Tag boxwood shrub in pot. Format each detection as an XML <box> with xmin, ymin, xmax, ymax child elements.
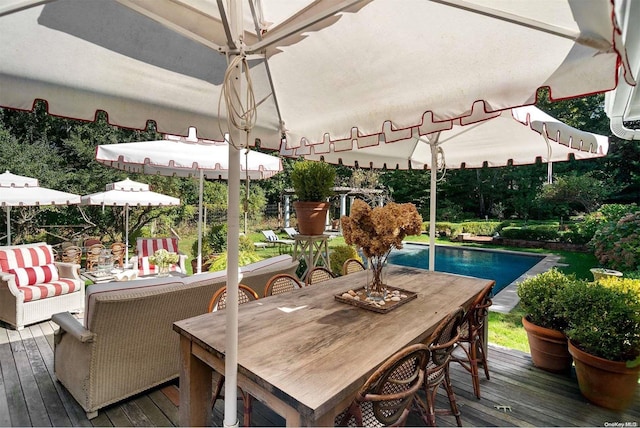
<box><xmin>559</xmin><ymin>278</ymin><xmax>640</xmax><ymax>410</ymax></box>
<box><xmin>290</xmin><ymin>160</ymin><xmax>336</xmax><ymax>235</ymax></box>
<box><xmin>516</xmin><ymin>268</ymin><xmax>574</xmax><ymax>373</ymax></box>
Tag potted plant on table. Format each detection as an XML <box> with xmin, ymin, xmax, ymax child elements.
<box><xmin>148</xmin><ymin>249</ymin><xmax>180</xmax><ymax>277</ymax></box>
<box><xmin>516</xmin><ymin>268</ymin><xmax>574</xmax><ymax>373</ymax></box>
<box><xmin>290</xmin><ymin>160</ymin><xmax>336</xmax><ymax>235</ymax></box>
<box><xmin>559</xmin><ymin>277</ymin><xmax>640</xmax><ymax>411</ymax></box>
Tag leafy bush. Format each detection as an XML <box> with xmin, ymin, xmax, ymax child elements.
<box><xmin>239</xmin><ymin>234</ymin><xmax>256</xmax><ymax>253</ymax></box>
<box><xmin>329</xmin><ymin>245</ymin><xmax>362</xmax><ymax>276</ymax></box>
<box><xmin>564</xmin><ymin>203</ymin><xmax>638</xmax><ymax>245</ymax></box>
<box><xmin>208</xmin><ymin>250</ymin><xmax>262</xmax><ymax>271</ymax></box>
<box><xmin>590</xmin><ymin>211</ymin><xmax>640</xmax><ymax>271</ymax></box>
<box><xmin>458</xmin><ymin>221</ymin><xmax>501</xmax><ymax>236</ymax></box>
<box><xmin>434</xmin><ymin>222</ymin><xmax>462</xmax><ymax>238</ymax></box>
<box><xmin>560</xmin><ymin>279</ymin><xmax>640</xmax><ymax>363</ymax></box>
<box><xmin>191</xmin><ymin>223</ymin><xmax>227</xmax><ymax>259</ymax></box>
<box><xmin>500</xmin><ymin>225</ymin><xmax>560</xmax><ymax>241</ymax></box>
<box><xmin>516</xmin><ymin>268</ymin><xmax>575</xmax><ymax>331</ymax></box>
<box><xmin>290</xmin><ymin>160</ymin><xmax>336</xmax><ymax>201</ymax></box>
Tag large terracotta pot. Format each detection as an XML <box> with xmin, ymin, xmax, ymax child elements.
<box><xmin>568</xmin><ymin>340</ymin><xmax>640</xmax><ymax>411</ymax></box>
<box><xmin>294</xmin><ymin>201</ymin><xmax>329</xmax><ymax>235</ymax></box>
<box><xmin>522</xmin><ymin>316</ymin><xmax>572</xmax><ymax>373</ymax></box>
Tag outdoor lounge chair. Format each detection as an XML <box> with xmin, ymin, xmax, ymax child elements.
<box><xmin>261</xmin><ymin>230</ymin><xmax>294</xmax><ymax>253</ymax></box>
<box><xmin>284</xmin><ymin>227</ymin><xmax>299</xmax><ymax>239</ymax></box>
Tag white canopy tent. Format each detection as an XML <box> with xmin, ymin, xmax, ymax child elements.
<box><xmin>80</xmin><ymin>179</ymin><xmax>180</xmax><ymax>264</ymax></box>
<box><xmin>0</xmin><ymin>170</ymin><xmax>81</xmax><ymax>245</ymax></box>
<box><xmin>0</xmin><ymin>1</ymin><xmax>636</xmax><ymax>425</ymax></box>
<box><xmin>95</xmin><ymin>128</ymin><xmax>283</xmax><ymax>272</ymax></box>
<box><xmin>289</xmin><ymin>105</ymin><xmax>609</xmax><ymax>270</ymax></box>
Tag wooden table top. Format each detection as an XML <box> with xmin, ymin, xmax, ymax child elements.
<box><xmin>174</xmin><ymin>265</ymin><xmax>493</xmax><ymax>422</ymax></box>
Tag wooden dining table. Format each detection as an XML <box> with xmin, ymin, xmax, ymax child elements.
<box><xmin>173</xmin><ymin>265</ymin><xmax>494</xmax><ymax>427</ymax></box>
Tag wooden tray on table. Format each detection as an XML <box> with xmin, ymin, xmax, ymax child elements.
<box><xmin>335</xmin><ymin>285</ymin><xmax>417</xmax><ymax>313</ymax></box>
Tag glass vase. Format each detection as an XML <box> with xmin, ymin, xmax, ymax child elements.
<box><xmin>157</xmin><ymin>264</ymin><xmax>170</xmax><ymax>277</ymax></box>
<box><xmin>366</xmin><ymin>255</ymin><xmax>388</xmax><ymax>301</ymax></box>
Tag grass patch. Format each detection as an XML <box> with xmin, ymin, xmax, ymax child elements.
<box><xmin>488</xmin><ymin>306</ymin><xmax>529</xmax><ymax>353</ymax></box>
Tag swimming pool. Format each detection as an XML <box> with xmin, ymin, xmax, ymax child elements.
<box><xmin>388</xmin><ymin>244</ymin><xmax>544</xmax><ymax>294</ymax></box>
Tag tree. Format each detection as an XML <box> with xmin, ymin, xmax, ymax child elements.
<box><xmin>540</xmin><ymin>172</ymin><xmax>613</xmax><ymax>214</ymax></box>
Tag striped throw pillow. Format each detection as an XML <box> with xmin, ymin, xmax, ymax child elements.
<box><xmin>8</xmin><ymin>264</ymin><xmax>59</xmax><ymax>287</ymax></box>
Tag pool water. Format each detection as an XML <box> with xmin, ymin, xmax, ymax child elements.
<box><xmin>388</xmin><ymin>244</ymin><xmax>544</xmax><ymax>294</ymax></box>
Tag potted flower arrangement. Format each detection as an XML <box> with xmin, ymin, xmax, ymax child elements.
<box><xmin>516</xmin><ymin>269</ymin><xmax>575</xmax><ymax>373</ymax></box>
<box><xmin>341</xmin><ymin>199</ymin><xmax>422</xmax><ymax>300</ymax></box>
<box><xmin>148</xmin><ymin>249</ymin><xmax>179</xmax><ymax>277</ymax></box>
<box><xmin>290</xmin><ymin>160</ymin><xmax>336</xmax><ymax>235</ymax></box>
<box><xmin>559</xmin><ymin>277</ymin><xmax>640</xmax><ymax>410</ymax></box>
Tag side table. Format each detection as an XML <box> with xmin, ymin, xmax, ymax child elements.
<box><xmin>293</xmin><ymin>234</ymin><xmax>331</xmax><ymax>280</ymax></box>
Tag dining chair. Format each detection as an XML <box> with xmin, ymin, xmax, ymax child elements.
<box><xmin>85</xmin><ymin>243</ymin><xmax>105</xmax><ymax>272</ymax></box>
<box><xmin>208</xmin><ymin>283</ymin><xmax>259</xmax><ymax>426</ymax></box>
<box><xmin>208</xmin><ymin>284</ymin><xmax>259</xmax><ymax>312</ymax></box>
<box><xmin>414</xmin><ymin>306</ymin><xmax>465</xmax><ymax>427</ymax></box>
<box><xmin>61</xmin><ymin>245</ymin><xmax>83</xmax><ymax>266</ymax></box>
<box><xmin>451</xmin><ymin>281</ymin><xmax>494</xmax><ymax>399</ymax></box>
<box><xmin>263</xmin><ymin>273</ymin><xmax>301</xmax><ymax>297</ymax></box>
<box><xmin>342</xmin><ymin>258</ymin><xmax>365</xmax><ymax>276</ymax></box>
<box><xmin>335</xmin><ymin>343</ymin><xmax>429</xmax><ymax>427</ymax></box>
<box><xmin>83</xmin><ymin>237</ymin><xmax>101</xmax><ymax>248</ymax></box>
<box><xmin>305</xmin><ymin>266</ymin><xmax>335</xmax><ymax>286</ymax></box>
<box><xmin>110</xmin><ymin>242</ymin><xmax>126</xmax><ymax>268</ymax></box>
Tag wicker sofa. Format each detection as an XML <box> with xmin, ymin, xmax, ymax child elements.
<box><xmin>0</xmin><ymin>242</ymin><xmax>85</xmax><ymax>330</ymax></box>
<box><xmin>51</xmin><ymin>254</ymin><xmax>298</xmax><ymax>418</ymax></box>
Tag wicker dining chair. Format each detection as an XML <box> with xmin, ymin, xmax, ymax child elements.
<box><xmin>336</xmin><ymin>343</ymin><xmax>429</xmax><ymax>427</ymax></box>
<box><xmin>451</xmin><ymin>281</ymin><xmax>494</xmax><ymax>399</ymax></box>
<box><xmin>85</xmin><ymin>243</ymin><xmax>105</xmax><ymax>272</ymax></box>
<box><xmin>342</xmin><ymin>258</ymin><xmax>366</xmax><ymax>276</ymax></box>
<box><xmin>208</xmin><ymin>284</ymin><xmax>259</xmax><ymax>312</ymax></box>
<box><xmin>110</xmin><ymin>242</ymin><xmax>126</xmax><ymax>268</ymax></box>
<box><xmin>208</xmin><ymin>284</ymin><xmax>259</xmax><ymax>426</ymax></box>
<box><xmin>264</xmin><ymin>273</ymin><xmax>301</xmax><ymax>297</ymax></box>
<box><xmin>414</xmin><ymin>307</ymin><xmax>465</xmax><ymax>427</ymax></box>
<box><xmin>305</xmin><ymin>266</ymin><xmax>335</xmax><ymax>286</ymax></box>
<box><xmin>61</xmin><ymin>245</ymin><xmax>82</xmax><ymax>266</ymax></box>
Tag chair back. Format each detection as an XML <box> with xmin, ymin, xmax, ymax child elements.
<box><xmin>85</xmin><ymin>243</ymin><xmax>106</xmax><ymax>271</ymax></box>
<box><xmin>264</xmin><ymin>273</ymin><xmax>301</xmax><ymax>297</ymax></box>
<box><xmin>83</xmin><ymin>237</ymin><xmax>101</xmax><ymax>248</ymax></box>
<box><xmin>208</xmin><ymin>284</ymin><xmax>259</xmax><ymax>312</ymax></box>
<box><xmin>338</xmin><ymin>343</ymin><xmax>429</xmax><ymax>427</ymax></box>
<box><xmin>465</xmin><ymin>281</ymin><xmax>494</xmax><ymax>332</ymax></box>
<box><xmin>342</xmin><ymin>258</ymin><xmax>365</xmax><ymax>276</ymax></box>
<box><xmin>110</xmin><ymin>242</ymin><xmax>126</xmax><ymax>268</ymax></box>
<box><xmin>262</xmin><ymin>230</ymin><xmax>279</xmax><ymax>242</ymax></box>
<box><xmin>305</xmin><ymin>266</ymin><xmax>335</xmax><ymax>286</ymax></box>
<box><xmin>427</xmin><ymin>307</ymin><xmax>465</xmax><ymax>372</ymax></box>
<box><xmin>61</xmin><ymin>245</ymin><xmax>82</xmax><ymax>265</ymax></box>
<box><xmin>284</xmin><ymin>227</ymin><xmax>299</xmax><ymax>238</ymax></box>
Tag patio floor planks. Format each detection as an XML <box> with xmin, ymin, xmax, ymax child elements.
<box><xmin>0</xmin><ymin>320</ymin><xmax>638</xmax><ymax>427</ymax></box>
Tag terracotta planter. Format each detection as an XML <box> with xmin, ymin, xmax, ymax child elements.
<box><xmin>522</xmin><ymin>316</ymin><xmax>572</xmax><ymax>373</ymax></box>
<box><xmin>294</xmin><ymin>201</ymin><xmax>330</xmax><ymax>235</ymax></box>
<box><xmin>568</xmin><ymin>340</ymin><xmax>640</xmax><ymax>411</ymax></box>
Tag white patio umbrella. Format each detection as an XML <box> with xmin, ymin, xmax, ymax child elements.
<box><xmin>289</xmin><ymin>105</ymin><xmax>609</xmax><ymax>270</ymax></box>
<box><xmin>95</xmin><ymin>128</ymin><xmax>283</xmax><ymax>273</ymax></box>
<box><xmin>80</xmin><ymin>179</ymin><xmax>180</xmax><ymax>264</ymax></box>
<box><xmin>0</xmin><ymin>170</ymin><xmax>81</xmax><ymax>245</ymax></box>
<box><xmin>0</xmin><ymin>1</ymin><xmax>636</xmax><ymax>425</ymax></box>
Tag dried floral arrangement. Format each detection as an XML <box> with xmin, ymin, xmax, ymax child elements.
<box><xmin>341</xmin><ymin>200</ymin><xmax>423</xmax><ymax>295</ymax></box>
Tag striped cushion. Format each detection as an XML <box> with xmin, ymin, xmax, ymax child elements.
<box><xmin>18</xmin><ymin>278</ymin><xmax>80</xmax><ymax>302</ymax></box>
<box><xmin>0</xmin><ymin>244</ymin><xmax>54</xmax><ymax>271</ymax></box>
<box><xmin>8</xmin><ymin>264</ymin><xmax>59</xmax><ymax>286</ymax></box>
<box><xmin>136</xmin><ymin>238</ymin><xmax>182</xmax><ymax>275</ymax></box>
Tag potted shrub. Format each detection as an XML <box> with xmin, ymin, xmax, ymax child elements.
<box><xmin>290</xmin><ymin>160</ymin><xmax>336</xmax><ymax>235</ymax></box>
<box><xmin>560</xmin><ymin>277</ymin><xmax>640</xmax><ymax>411</ymax></box>
<box><xmin>516</xmin><ymin>269</ymin><xmax>574</xmax><ymax>373</ymax></box>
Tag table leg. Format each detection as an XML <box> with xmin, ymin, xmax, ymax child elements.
<box><xmin>179</xmin><ymin>336</ymin><xmax>212</xmax><ymax>427</ymax></box>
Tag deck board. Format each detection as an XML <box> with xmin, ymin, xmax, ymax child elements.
<box><xmin>1</xmin><ymin>319</ymin><xmax>638</xmax><ymax>427</ymax></box>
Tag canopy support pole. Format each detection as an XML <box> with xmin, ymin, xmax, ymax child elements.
<box><xmin>124</xmin><ymin>206</ymin><xmax>130</xmax><ymax>265</ymax></box>
<box><xmin>224</xmin><ymin>0</ymin><xmax>242</xmax><ymax>426</ymax></box>
<box><xmin>197</xmin><ymin>169</ymin><xmax>204</xmax><ymax>273</ymax></box>
<box><xmin>428</xmin><ymin>132</ymin><xmax>442</xmax><ymax>271</ymax></box>
<box><xmin>6</xmin><ymin>206</ymin><xmax>10</xmax><ymax>245</ymax></box>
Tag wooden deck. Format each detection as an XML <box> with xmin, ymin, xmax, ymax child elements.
<box><xmin>1</xmin><ymin>320</ymin><xmax>638</xmax><ymax>427</ymax></box>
